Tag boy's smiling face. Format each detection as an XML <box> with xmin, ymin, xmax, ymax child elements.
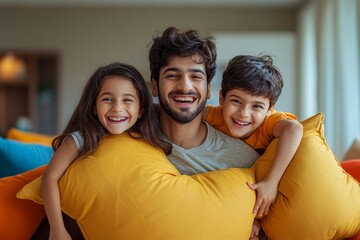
<box><xmin>220</xmin><ymin>88</ymin><xmax>272</xmax><ymax>139</ymax></box>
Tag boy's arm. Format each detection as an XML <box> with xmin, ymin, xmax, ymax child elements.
<box><xmin>267</xmin><ymin>118</ymin><xmax>303</xmax><ymax>185</ymax></box>
<box><xmin>41</xmin><ymin>137</ymin><xmax>78</xmax><ymax>240</ymax></box>
<box><xmin>248</xmin><ymin>119</ymin><xmax>303</xmax><ymax>217</ymax></box>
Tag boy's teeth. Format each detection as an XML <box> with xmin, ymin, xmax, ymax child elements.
<box><xmin>234</xmin><ymin>119</ymin><xmax>250</xmax><ymax>126</ymax></box>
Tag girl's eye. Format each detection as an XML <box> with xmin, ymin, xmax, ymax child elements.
<box><xmin>124</xmin><ymin>98</ymin><xmax>134</xmax><ymax>103</ymax></box>
<box><xmin>102</xmin><ymin>98</ymin><xmax>112</xmax><ymax>102</ymax></box>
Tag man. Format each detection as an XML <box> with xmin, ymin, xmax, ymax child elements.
<box><xmin>148</xmin><ymin>26</ymin><xmax>262</xmax><ymax>240</ymax></box>
<box><xmin>148</xmin><ymin>26</ymin><xmax>259</xmax><ymax>175</ymax></box>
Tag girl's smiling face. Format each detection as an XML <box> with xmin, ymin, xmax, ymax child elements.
<box><xmin>95</xmin><ymin>76</ymin><xmax>141</xmax><ymax>135</ymax></box>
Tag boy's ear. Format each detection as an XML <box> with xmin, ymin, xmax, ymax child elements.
<box><xmin>219</xmin><ymin>89</ymin><xmax>225</xmax><ymax>106</ymax></box>
<box><xmin>267</xmin><ymin>105</ymin><xmax>274</xmax><ymax>115</ymax></box>
<box><xmin>151</xmin><ymin>79</ymin><xmax>158</xmax><ymax>97</ymax></box>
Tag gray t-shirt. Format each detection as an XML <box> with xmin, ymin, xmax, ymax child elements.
<box><xmin>167</xmin><ymin>122</ymin><xmax>260</xmax><ymax>175</ymax></box>
<box><xmin>71</xmin><ymin>131</ymin><xmax>83</xmax><ymax>150</ymax></box>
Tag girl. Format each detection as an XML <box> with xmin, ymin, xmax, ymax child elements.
<box><xmin>41</xmin><ymin>62</ymin><xmax>171</xmax><ymax>240</ymax></box>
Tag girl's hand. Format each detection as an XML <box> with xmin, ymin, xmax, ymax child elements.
<box><xmin>49</xmin><ymin>228</ymin><xmax>72</xmax><ymax>240</ymax></box>
<box><xmin>247</xmin><ymin>180</ymin><xmax>277</xmax><ymax>218</ymax></box>
<box><xmin>249</xmin><ymin>218</ymin><xmax>261</xmax><ymax>239</ymax></box>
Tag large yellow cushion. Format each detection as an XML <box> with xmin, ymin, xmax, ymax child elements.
<box><xmin>18</xmin><ymin>133</ymin><xmax>256</xmax><ymax>240</ymax></box>
<box><xmin>254</xmin><ymin>113</ymin><xmax>360</xmax><ymax>239</ymax></box>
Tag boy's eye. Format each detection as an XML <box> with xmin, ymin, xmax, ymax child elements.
<box><xmin>230</xmin><ymin>99</ymin><xmax>241</xmax><ymax>104</ymax></box>
<box><xmin>253</xmin><ymin>105</ymin><xmax>264</xmax><ymax>110</ymax></box>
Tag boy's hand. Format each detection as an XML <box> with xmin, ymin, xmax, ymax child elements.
<box><xmin>247</xmin><ymin>180</ymin><xmax>277</xmax><ymax>217</ymax></box>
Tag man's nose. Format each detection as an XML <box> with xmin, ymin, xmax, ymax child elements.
<box><xmin>177</xmin><ymin>75</ymin><xmax>192</xmax><ymax>92</ymax></box>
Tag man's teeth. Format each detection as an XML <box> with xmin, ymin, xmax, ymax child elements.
<box><xmin>174</xmin><ymin>96</ymin><xmax>194</xmax><ymax>102</ymax></box>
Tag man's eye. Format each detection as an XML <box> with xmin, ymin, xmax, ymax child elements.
<box><xmin>192</xmin><ymin>74</ymin><xmax>204</xmax><ymax>80</ymax></box>
<box><xmin>166</xmin><ymin>74</ymin><xmax>177</xmax><ymax>79</ymax></box>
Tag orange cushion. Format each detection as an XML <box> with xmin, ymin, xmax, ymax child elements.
<box><xmin>347</xmin><ymin>233</ymin><xmax>360</xmax><ymax>240</ymax></box>
<box><xmin>0</xmin><ymin>165</ymin><xmax>47</xmax><ymax>239</ymax></box>
<box><xmin>342</xmin><ymin>159</ymin><xmax>360</xmax><ymax>240</ymax></box>
<box><xmin>6</xmin><ymin>128</ymin><xmax>55</xmax><ymax>146</ymax></box>
<box><xmin>341</xmin><ymin>159</ymin><xmax>360</xmax><ymax>182</ymax></box>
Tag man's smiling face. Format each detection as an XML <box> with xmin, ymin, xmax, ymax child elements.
<box><xmin>152</xmin><ymin>54</ymin><xmax>210</xmax><ymax>124</ymax></box>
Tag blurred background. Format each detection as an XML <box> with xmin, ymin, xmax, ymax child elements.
<box><xmin>0</xmin><ymin>0</ymin><xmax>359</xmax><ymax>159</ymax></box>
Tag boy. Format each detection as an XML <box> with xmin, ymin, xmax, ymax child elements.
<box><xmin>202</xmin><ymin>55</ymin><xmax>303</xmax><ymax>239</ymax></box>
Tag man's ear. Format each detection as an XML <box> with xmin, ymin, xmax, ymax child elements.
<box><xmin>151</xmin><ymin>79</ymin><xmax>158</xmax><ymax>97</ymax></box>
<box><xmin>219</xmin><ymin>89</ymin><xmax>225</xmax><ymax>106</ymax></box>
<box><xmin>206</xmin><ymin>84</ymin><xmax>211</xmax><ymax>99</ymax></box>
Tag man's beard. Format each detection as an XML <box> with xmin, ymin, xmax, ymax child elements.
<box><xmin>158</xmin><ymin>93</ymin><xmax>207</xmax><ymax>124</ymax></box>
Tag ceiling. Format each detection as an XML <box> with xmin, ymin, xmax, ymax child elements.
<box><xmin>0</xmin><ymin>0</ymin><xmax>306</xmax><ymax>8</ymax></box>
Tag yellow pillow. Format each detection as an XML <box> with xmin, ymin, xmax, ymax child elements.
<box><xmin>18</xmin><ymin>133</ymin><xmax>256</xmax><ymax>240</ymax></box>
<box><xmin>254</xmin><ymin>113</ymin><xmax>360</xmax><ymax>239</ymax></box>
<box><xmin>6</xmin><ymin>128</ymin><xmax>55</xmax><ymax>146</ymax></box>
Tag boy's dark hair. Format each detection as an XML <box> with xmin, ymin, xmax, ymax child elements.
<box><xmin>221</xmin><ymin>55</ymin><xmax>284</xmax><ymax>108</ymax></box>
<box><xmin>52</xmin><ymin>62</ymin><xmax>172</xmax><ymax>157</ymax></box>
<box><xmin>148</xmin><ymin>26</ymin><xmax>217</xmax><ymax>84</ymax></box>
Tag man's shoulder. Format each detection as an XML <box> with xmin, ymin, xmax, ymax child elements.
<box><xmin>204</xmin><ymin>122</ymin><xmax>260</xmax><ymax>161</ymax></box>
<box><xmin>205</xmin><ymin>122</ymin><xmax>251</xmax><ymax>147</ymax></box>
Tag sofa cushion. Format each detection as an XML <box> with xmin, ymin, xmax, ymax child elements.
<box><xmin>0</xmin><ymin>165</ymin><xmax>46</xmax><ymax>240</ymax></box>
<box><xmin>254</xmin><ymin>113</ymin><xmax>360</xmax><ymax>239</ymax></box>
<box><xmin>6</xmin><ymin>128</ymin><xmax>54</xmax><ymax>146</ymax></box>
<box><xmin>0</xmin><ymin>137</ymin><xmax>53</xmax><ymax>177</ymax></box>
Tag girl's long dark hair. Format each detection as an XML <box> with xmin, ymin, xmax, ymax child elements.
<box><xmin>52</xmin><ymin>62</ymin><xmax>171</xmax><ymax>158</ymax></box>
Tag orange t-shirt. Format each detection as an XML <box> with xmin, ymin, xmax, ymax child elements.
<box><xmin>205</xmin><ymin>105</ymin><xmax>297</xmax><ymax>153</ymax></box>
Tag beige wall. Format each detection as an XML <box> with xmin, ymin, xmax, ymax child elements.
<box><xmin>0</xmin><ymin>6</ymin><xmax>298</xmax><ymax>132</ymax></box>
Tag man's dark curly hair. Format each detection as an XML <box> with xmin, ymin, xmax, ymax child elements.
<box><xmin>148</xmin><ymin>26</ymin><xmax>217</xmax><ymax>84</ymax></box>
